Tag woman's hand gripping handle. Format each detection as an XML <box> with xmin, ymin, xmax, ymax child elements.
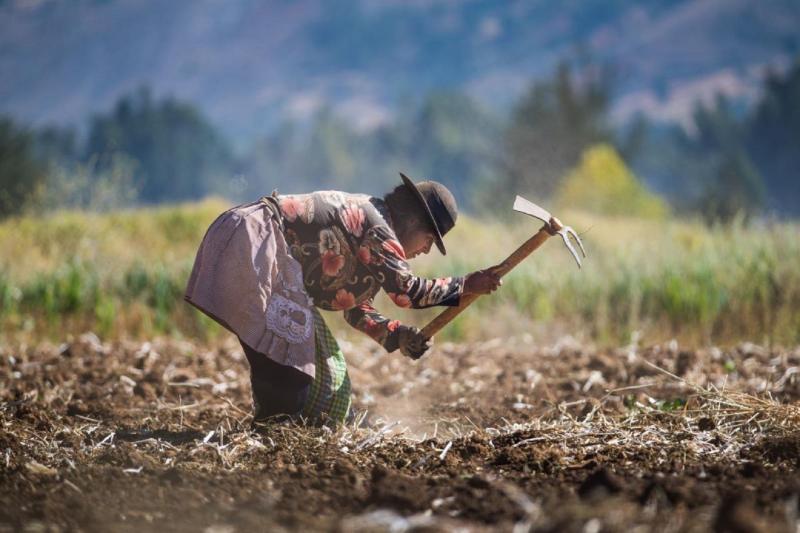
<box><xmin>420</xmin><ymin>223</ymin><xmax>555</xmax><ymax>339</ymax></box>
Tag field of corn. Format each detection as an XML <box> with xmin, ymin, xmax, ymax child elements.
<box><xmin>1</xmin><ymin>198</ymin><xmax>798</xmax><ymax>346</ymax></box>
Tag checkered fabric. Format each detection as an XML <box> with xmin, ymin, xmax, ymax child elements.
<box><xmin>301</xmin><ymin>308</ymin><xmax>352</xmax><ymax>425</ymax></box>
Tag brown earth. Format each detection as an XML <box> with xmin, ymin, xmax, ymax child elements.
<box><xmin>1</xmin><ymin>332</ymin><xmax>799</xmax><ymax>532</ymax></box>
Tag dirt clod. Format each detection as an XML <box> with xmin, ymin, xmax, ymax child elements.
<box><xmin>578</xmin><ymin>468</ymin><xmax>623</xmax><ymax>499</ymax></box>
<box><xmin>1</xmin><ymin>336</ymin><xmax>798</xmax><ymax>531</ymax></box>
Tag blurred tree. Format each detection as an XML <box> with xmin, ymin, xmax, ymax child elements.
<box><xmin>0</xmin><ymin>116</ymin><xmax>47</xmax><ymax>219</ymax></box>
<box><xmin>406</xmin><ymin>91</ymin><xmax>501</xmax><ymax>208</ymax></box>
<box><xmin>238</xmin><ymin>122</ymin><xmax>301</xmax><ymax>199</ymax></box>
<box><xmin>617</xmin><ymin>112</ymin><xmax>649</xmax><ymax>163</ymax></box>
<box><xmin>687</xmin><ymin>95</ymin><xmax>765</xmax><ymax>222</ymax></box>
<box><xmin>500</xmin><ymin>61</ymin><xmax>614</xmax><ymax>208</ymax></box>
<box><xmin>690</xmin><ymin>94</ymin><xmax>743</xmax><ymax>154</ymax></box>
<box><xmin>629</xmin><ymin>94</ymin><xmax>766</xmax><ymax>222</ymax></box>
<box><xmin>85</xmin><ymin>87</ymin><xmax>233</xmax><ymax>203</ymax></box>
<box><xmin>698</xmin><ymin>151</ymin><xmax>765</xmax><ymax>224</ymax></box>
<box><xmin>34</xmin><ymin>125</ymin><xmax>79</xmax><ymax>167</ymax></box>
<box><xmin>239</xmin><ymin>111</ymin><xmax>362</xmax><ymax>199</ymax></box>
<box><xmin>626</xmin><ymin>121</ymin><xmax>699</xmax><ymax>210</ymax></box>
<box><xmin>240</xmin><ymin>91</ymin><xmax>501</xmax><ymax>208</ymax></box>
<box><xmin>556</xmin><ymin>143</ymin><xmax>668</xmax><ymax>218</ymax></box>
<box><xmin>746</xmin><ymin>59</ymin><xmax>800</xmax><ymax>215</ymax></box>
<box><xmin>302</xmin><ymin>108</ymin><xmax>358</xmax><ymax>189</ymax></box>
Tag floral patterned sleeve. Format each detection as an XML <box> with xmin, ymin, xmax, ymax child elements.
<box><xmin>343</xmin><ymin>299</ymin><xmax>403</xmax><ymax>352</ymax></box>
<box><xmin>359</xmin><ymin>223</ymin><xmax>464</xmax><ymax>309</ymax></box>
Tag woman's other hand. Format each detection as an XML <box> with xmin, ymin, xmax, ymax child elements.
<box><xmin>464</xmin><ymin>268</ymin><xmax>502</xmax><ymax>296</ymax></box>
<box><xmin>397</xmin><ymin>325</ymin><xmax>432</xmax><ymax>360</ymax></box>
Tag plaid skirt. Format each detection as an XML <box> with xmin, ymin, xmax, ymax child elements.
<box><xmin>302</xmin><ymin>308</ymin><xmax>352</xmax><ymax>425</ymax></box>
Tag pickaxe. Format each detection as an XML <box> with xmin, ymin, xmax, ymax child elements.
<box><xmin>421</xmin><ymin>196</ymin><xmax>586</xmax><ymax>339</ymax></box>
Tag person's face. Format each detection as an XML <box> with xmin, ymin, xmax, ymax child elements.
<box><xmin>403</xmin><ymin>228</ymin><xmax>436</xmax><ymax>259</ymax></box>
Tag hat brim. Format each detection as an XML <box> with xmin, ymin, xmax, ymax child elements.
<box><xmin>399</xmin><ymin>172</ymin><xmax>447</xmax><ymax>255</ymax></box>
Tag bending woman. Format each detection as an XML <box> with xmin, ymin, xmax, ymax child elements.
<box><xmin>184</xmin><ymin>173</ymin><xmax>501</xmax><ymax>425</ymax></box>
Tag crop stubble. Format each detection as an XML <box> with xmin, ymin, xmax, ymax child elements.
<box><xmin>1</xmin><ymin>334</ymin><xmax>799</xmax><ymax>532</ymax></box>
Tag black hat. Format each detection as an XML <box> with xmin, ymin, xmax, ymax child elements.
<box><xmin>399</xmin><ymin>172</ymin><xmax>458</xmax><ymax>255</ymax></box>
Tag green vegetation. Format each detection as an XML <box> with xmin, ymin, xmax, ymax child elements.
<box><xmin>0</xmin><ymin>200</ymin><xmax>225</xmax><ymax>341</ymax></box>
<box><xmin>1</xmin><ymin>200</ymin><xmax>798</xmax><ymax>346</ymax></box>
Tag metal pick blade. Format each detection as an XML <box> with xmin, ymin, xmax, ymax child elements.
<box><xmin>513</xmin><ymin>196</ymin><xmax>552</xmax><ymax>224</ymax></box>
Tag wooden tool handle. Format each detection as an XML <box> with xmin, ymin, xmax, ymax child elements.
<box><xmin>421</xmin><ymin>224</ymin><xmax>553</xmax><ymax>338</ymax></box>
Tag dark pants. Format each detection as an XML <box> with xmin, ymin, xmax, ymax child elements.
<box><xmin>240</xmin><ymin>340</ymin><xmax>312</xmax><ymax>421</ymax></box>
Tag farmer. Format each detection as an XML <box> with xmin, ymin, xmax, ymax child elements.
<box><xmin>184</xmin><ymin>173</ymin><xmax>501</xmax><ymax>425</ymax></box>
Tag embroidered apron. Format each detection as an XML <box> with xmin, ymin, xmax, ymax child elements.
<box><xmin>184</xmin><ymin>199</ymin><xmax>316</xmax><ymax>378</ymax></box>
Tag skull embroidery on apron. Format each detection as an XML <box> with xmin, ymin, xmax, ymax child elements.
<box><xmin>266</xmin><ymin>293</ymin><xmax>313</xmax><ymax>344</ymax></box>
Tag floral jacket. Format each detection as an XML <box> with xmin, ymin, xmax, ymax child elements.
<box><xmin>277</xmin><ymin>191</ymin><xmax>464</xmax><ymax>352</ymax></box>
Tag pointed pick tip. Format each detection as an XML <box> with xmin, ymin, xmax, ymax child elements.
<box><xmin>577</xmin><ymin>237</ymin><xmax>587</xmax><ymax>258</ymax></box>
<box><xmin>566</xmin><ymin>227</ymin><xmax>587</xmax><ymax>258</ymax></box>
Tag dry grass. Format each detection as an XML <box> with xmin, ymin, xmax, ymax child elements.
<box><xmin>2</xmin><ymin>200</ymin><xmax>800</xmax><ymax>345</ymax></box>
<box><xmin>2</xmin><ymin>334</ymin><xmax>799</xmax><ymax>530</ymax></box>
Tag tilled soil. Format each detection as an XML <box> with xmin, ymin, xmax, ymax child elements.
<box><xmin>1</xmin><ymin>333</ymin><xmax>799</xmax><ymax>532</ymax></box>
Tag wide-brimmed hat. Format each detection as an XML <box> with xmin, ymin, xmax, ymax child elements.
<box><xmin>399</xmin><ymin>172</ymin><xmax>458</xmax><ymax>255</ymax></box>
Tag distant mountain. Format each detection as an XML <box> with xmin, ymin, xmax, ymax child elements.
<box><xmin>1</xmin><ymin>0</ymin><xmax>798</xmax><ymax>144</ymax></box>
